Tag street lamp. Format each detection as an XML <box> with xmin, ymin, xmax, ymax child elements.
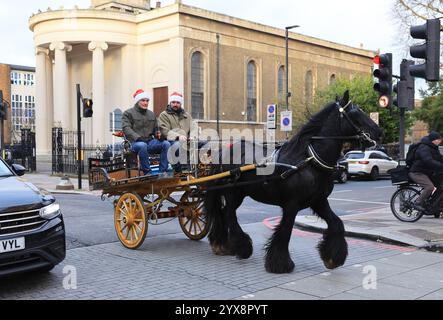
<box><xmin>285</xmin><ymin>25</ymin><xmax>299</xmax><ymax>139</ymax></box>
<box><xmin>285</xmin><ymin>25</ymin><xmax>299</xmax><ymax>111</ymax></box>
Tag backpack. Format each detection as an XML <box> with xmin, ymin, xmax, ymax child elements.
<box><xmin>406</xmin><ymin>143</ymin><xmax>421</xmax><ymax>167</ymax></box>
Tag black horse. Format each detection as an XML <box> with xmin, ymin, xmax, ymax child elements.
<box><xmin>203</xmin><ymin>91</ymin><xmax>382</xmax><ymax>274</ymax></box>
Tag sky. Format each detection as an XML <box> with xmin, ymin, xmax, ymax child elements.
<box><xmin>0</xmin><ymin>0</ymin><xmax>426</xmax><ymax>91</ymax></box>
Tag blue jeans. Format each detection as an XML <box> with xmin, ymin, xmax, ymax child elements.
<box><xmin>131</xmin><ymin>140</ymin><xmax>171</xmax><ymax>174</ymax></box>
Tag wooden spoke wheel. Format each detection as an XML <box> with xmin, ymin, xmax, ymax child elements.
<box><xmin>115</xmin><ymin>193</ymin><xmax>148</xmax><ymax>249</ymax></box>
<box><xmin>179</xmin><ymin>192</ymin><xmax>210</xmax><ymax>241</ymax></box>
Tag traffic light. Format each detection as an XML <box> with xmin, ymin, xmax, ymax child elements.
<box><xmin>373</xmin><ymin>53</ymin><xmax>393</xmax><ymax>108</ymax></box>
<box><xmin>409</xmin><ymin>18</ymin><xmax>441</xmax><ymax>81</ymax></box>
<box><xmin>0</xmin><ymin>90</ymin><xmax>6</xmax><ymax>121</ymax></box>
<box><xmin>393</xmin><ymin>80</ymin><xmax>407</xmax><ymax>109</ymax></box>
<box><xmin>394</xmin><ymin>59</ymin><xmax>415</xmax><ymax>110</ymax></box>
<box><xmin>82</xmin><ymin>98</ymin><xmax>93</xmax><ymax>118</ymax></box>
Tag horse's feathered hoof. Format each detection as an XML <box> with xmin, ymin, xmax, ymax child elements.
<box><xmin>231</xmin><ymin>233</ymin><xmax>253</xmax><ymax>260</ymax></box>
<box><xmin>265</xmin><ymin>258</ymin><xmax>295</xmax><ymax>274</ymax></box>
<box><xmin>323</xmin><ymin>259</ymin><xmax>339</xmax><ymax>270</ymax></box>
<box><xmin>211</xmin><ymin>243</ymin><xmax>234</xmax><ymax>256</ymax></box>
<box><xmin>317</xmin><ymin>233</ymin><xmax>348</xmax><ymax>270</ymax></box>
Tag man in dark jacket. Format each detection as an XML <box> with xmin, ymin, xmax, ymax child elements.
<box><xmin>122</xmin><ymin>89</ymin><xmax>171</xmax><ymax>175</ymax></box>
<box><xmin>409</xmin><ymin>131</ymin><xmax>443</xmax><ymax>212</ymax></box>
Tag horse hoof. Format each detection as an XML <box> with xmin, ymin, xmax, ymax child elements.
<box><xmin>211</xmin><ymin>244</ymin><xmax>233</xmax><ymax>256</ymax></box>
<box><xmin>265</xmin><ymin>259</ymin><xmax>295</xmax><ymax>274</ymax></box>
<box><xmin>323</xmin><ymin>259</ymin><xmax>338</xmax><ymax>270</ymax></box>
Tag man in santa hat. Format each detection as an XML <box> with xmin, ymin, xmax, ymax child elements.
<box><xmin>158</xmin><ymin>92</ymin><xmax>196</xmax><ymax>172</ymax></box>
<box><xmin>122</xmin><ymin>89</ymin><xmax>171</xmax><ymax>175</ymax></box>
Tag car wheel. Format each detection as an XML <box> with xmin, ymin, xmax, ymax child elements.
<box><xmin>370</xmin><ymin>167</ymin><xmax>379</xmax><ymax>181</ymax></box>
<box><xmin>338</xmin><ymin>170</ymin><xmax>348</xmax><ymax>183</ymax></box>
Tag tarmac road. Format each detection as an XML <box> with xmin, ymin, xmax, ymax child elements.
<box><xmin>55</xmin><ymin>178</ymin><xmax>395</xmax><ymax>249</ymax></box>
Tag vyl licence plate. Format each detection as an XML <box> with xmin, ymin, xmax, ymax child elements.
<box><xmin>0</xmin><ymin>237</ymin><xmax>25</xmax><ymax>254</ymax></box>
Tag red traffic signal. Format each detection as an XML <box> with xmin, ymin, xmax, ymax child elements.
<box><xmin>373</xmin><ymin>53</ymin><xmax>393</xmax><ymax>109</ymax></box>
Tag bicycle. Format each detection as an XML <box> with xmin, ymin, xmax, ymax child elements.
<box><xmin>390</xmin><ymin>168</ymin><xmax>443</xmax><ymax>222</ymax></box>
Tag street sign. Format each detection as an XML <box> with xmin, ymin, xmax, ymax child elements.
<box><xmin>267</xmin><ymin>104</ymin><xmax>276</xmax><ymax>130</ymax></box>
<box><xmin>370</xmin><ymin>112</ymin><xmax>379</xmax><ymax>125</ymax></box>
<box><xmin>280</xmin><ymin>111</ymin><xmax>292</xmax><ymax>132</ymax></box>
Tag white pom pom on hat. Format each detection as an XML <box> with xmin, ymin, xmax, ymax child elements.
<box><xmin>133</xmin><ymin>89</ymin><xmax>151</xmax><ymax>105</ymax></box>
<box><xmin>169</xmin><ymin>92</ymin><xmax>184</xmax><ymax>105</ymax></box>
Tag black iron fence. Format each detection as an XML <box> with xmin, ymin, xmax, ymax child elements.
<box><xmin>52</xmin><ymin>128</ymin><xmax>124</xmax><ymax>176</ymax></box>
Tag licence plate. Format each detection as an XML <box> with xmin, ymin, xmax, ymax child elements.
<box><xmin>0</xmin><ymin>237</ymin><xmax>25</xmax><ymax>254</ymax></box>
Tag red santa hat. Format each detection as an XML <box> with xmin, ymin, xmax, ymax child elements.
<box><xmin>133</xmin><ymin>89</ymin><xmax>151</xmax><ymax>105</ymax></box>
<box><xmin>169</xmin><ymin>92</ymin><xmax>184</xmax><ymax>105</ymax></box>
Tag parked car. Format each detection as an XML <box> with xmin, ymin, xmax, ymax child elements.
<box><xmin>333</xmin><ymin>158</ymin><xmax>349</xmax><ymax>184</ymax></box>
<box><xmin>344</xmin><ymin>150</ymin><xmax>398</xmax><ymax>180</ymax></box>
<box><xmin>0</xmin><ymin>157</ymin><xmax>66</xmax><ymax>277</ymax></box>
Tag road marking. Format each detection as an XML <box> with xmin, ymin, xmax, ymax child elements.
<box><xmin>332</xmin><ymin>190</ymin><xmax>353</xmax><ymax>194</ymax></box>
<box><xmin>374</xmin><ymin>186</ymin><xmax>396</xmax><ymax>189</ymax></box>
<box><xmin>329</xmin><ymin>198</ymin><xmax>390</xmax><ymax>205</ymax></box>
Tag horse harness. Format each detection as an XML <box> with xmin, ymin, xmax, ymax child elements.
<box><xmin>204</xmin><ymin>101</ymin><xmax>375</xmax><ymax>191</ymax></box>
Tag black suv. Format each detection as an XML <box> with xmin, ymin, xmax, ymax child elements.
<box><xmin>0</xmin><ymin>157</ymin><xmax>66</xmax><ymax>277</ymax></box>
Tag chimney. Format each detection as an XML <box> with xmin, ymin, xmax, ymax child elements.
<box><xmin>156</xmin><ymin>2</ymin><xmax>161</xmax><ymax>8</ymax></box>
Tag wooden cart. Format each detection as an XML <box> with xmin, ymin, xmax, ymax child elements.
<box><xmin>89</xmin><ymin>156</ymin><xmax>257</xmax><ymax>249</ymax></box>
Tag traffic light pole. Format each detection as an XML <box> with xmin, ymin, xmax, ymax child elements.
<box><xmin>76</xmin><ymin>84</ymin><xmax>82</xmax><ymax>190</ymax></box>
<box><xmin>399</xmin><ymin>108</ymin><xmax>405</xmax><ymax>159</ymax></box>
<box><xmin>285</xmin><ymin>25</ymin><xmax>299</xmax><ymax>140</ymax></box>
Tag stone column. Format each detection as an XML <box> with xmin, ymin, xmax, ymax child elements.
<box><xmin>49</xmin><ymin>41</ymin><xmax>72</xmax><ymax>130</ymax></box>
<box><xmin>88</xmin><ymin>41</ymin><xmax>108</xmax><ymax>145</ymax></box>
<box><xmin>35</xmin><ymin>47</ymin><xmax>50</xmax><ymax>155</ymax></box>
<box><xmin>168</xmin><ymin>38</ymin><xmax>185</xmax><ymax>95</ymax></box>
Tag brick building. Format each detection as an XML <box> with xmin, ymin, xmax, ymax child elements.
<box><xmin>29</xmin><ymin>0</ymin><xmax>376</xmax><ymax>156</ymax></box>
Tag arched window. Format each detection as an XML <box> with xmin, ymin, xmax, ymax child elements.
<box><xmin>191</xmin><ymin>52</ymin><xmax>204</xmax><ymax>119</ymax></box>
<box><xmin>247</xmin><ymin>61</ymin><xmax>257</xmax><ymax>122</ymax></box>
<box><xmin>278</xmin><ymin>66</ymin><xmax>285</xmax><ymax>102</ymax></box>
<box><xmin>109</xmin><ymin>108</ymin><xmax>123</xmax><ymax>132</ymax></box>
<box><xmin>305</xmin><ymin>70</ymin><xmax>313</xmax><ymax>106</ymax></box>
<box><xmin>330</xmin><ymin>74</ymin><xmax>336</xmax><ymax>85</ymax></box>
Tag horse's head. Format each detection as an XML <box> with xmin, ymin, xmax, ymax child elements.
<box><xmin>337</xmin><ymin>91</ymin><xmax>382</xmax><ymax>148</ymax></box>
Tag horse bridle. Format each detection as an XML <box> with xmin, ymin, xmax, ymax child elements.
<box><xmin>308</xmin><ymin>101</ymin><xmax>377</xmax><ymax>171</ymax></box>
<box><xmin>311</xmin><ymin>101</ymin><xmax>376</xmax><ymax>146</ymax></box>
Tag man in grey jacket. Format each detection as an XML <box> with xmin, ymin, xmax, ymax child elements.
<box><xmin>122</xmin><ymin>89</ymin><xmax>171</xmax><ymax>175</ymax></box>
<box><xmin>158</xmin><ymin>92</ymin><xmax>200</xmax><ymax>172</ymax></box>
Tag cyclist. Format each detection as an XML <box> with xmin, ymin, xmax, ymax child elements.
<box><xmin>409</xmin><ymin>131</ymin><xmax>443</xmax><ymax>214</ymax></box>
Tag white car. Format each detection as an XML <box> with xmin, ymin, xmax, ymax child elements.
<box><xmin>344</xmin><ymin>150</ymin><xmax>398</xmax><ymax>180</ymax></box>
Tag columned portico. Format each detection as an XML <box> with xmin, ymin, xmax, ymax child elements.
<box><xmin>35</xmin><ymin>47</ymin><xmax>50</xmax><ymax>155</ymax></box>
<box><xmin>50</xmin><ymin>41</ymin><xmax>72</xmax><ymax>129</ymax></box>
<box><xmin>88</xmin><ymin>41</ymin><xmax>108</xmax><ymax>145</ymax></box>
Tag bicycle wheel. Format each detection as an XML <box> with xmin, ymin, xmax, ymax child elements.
<box><xmin>391</xmin><ymin>186</ymin><xmax>423</xmax><ymax>222</ymax></box>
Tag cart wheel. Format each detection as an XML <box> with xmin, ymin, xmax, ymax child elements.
<box><xmin>179</xmin><ymin>192</ymin><xmax>210</xmax><ymax>241</ymax></box>
<box><xmin>115</xmin><ymin>193</ymin><xmax>148</xmax><ymax>249</ymax></box>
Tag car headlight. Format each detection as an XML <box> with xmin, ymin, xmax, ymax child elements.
<box><xmin>39</xmin><ymin>203</ymin><xmax>61</xmax><ymax>220</ymax></box>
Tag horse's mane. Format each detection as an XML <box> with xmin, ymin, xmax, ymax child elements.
<box><xmin>280</xmin><ymin>102</ymin><xmax>338</xmax><ymax>158</ymax></box>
